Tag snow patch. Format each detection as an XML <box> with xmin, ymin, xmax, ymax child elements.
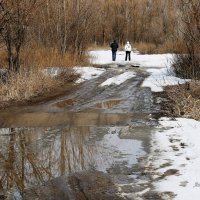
<box><xmin>149</xmin><ymin>118</ymin><xmax>200</xmax><ymax>200</ymax></box>
<box><xmin>42</xmin><ymin>66</ymin><xmax>105</xmax><ymax>83</ymax></box>
<box><xmin>42</xmin><ymin>67</ymin><xmax>69</xmax><ymax>77</ymax></box>
<box><xmin>89</xmin><ymin>50</ymin><xmax>173</xmax><ymax>68</ymax></box>
<box><xmin>74</xmin><ymin>67</ymin><xmax>105</xmax><ymax>83</ymax></box>
<box><xmin>142</xmin><ymin>68</ymin><xmax>188</xmax><ymax>92</ymax></box>
<box><xmin>100</xmin><ymin>71</ymin><xmax>136</xmax><ymax>87</ymax></box>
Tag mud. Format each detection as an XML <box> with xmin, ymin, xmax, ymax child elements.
<box><xmin>0</xmin><ymin>64</ymin><xmax>165</xmax><ymax>199</ymax></box>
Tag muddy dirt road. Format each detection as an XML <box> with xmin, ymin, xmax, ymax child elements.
<box><xmin>0</xmin><ymin>65</ymin><xmax>165</xmax><ymax>199</ymax></box>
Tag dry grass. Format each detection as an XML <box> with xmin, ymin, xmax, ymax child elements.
<box><xmin>0</xmin><ymin>45</ymin><xmax>89</xmax><ymax>69</ymax></box>
<box><xmin>21</xmin><ymin>45</ymin><xmax>88</xmax><ymax>68</ymax></box>
<box><xmin>134</xmin><ymin>40</ymin><xmax>187</xmax><ymax>54</ymax></box>
<box><xmin>134</xmin><ymin>42</ymin><xmax>157</xmax><ymax>54</ymax></box>
<box><xmin>0</xmin><ymin>69</ymin><xmax>77</xmax><ymax>107</ymax></box>
<box><xmin>165</xmin><ymin>82</ymin><xmax>200</xmax><ymax>120</ymax></box>
<box><xmin>156</xmin><ymin>40</ymin><xmax>187</xmax><ymax>54</ymax></box>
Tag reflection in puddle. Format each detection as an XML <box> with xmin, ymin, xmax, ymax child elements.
<box><xmin>0</xmin><ymin>127</ymin><xmax>94</xmax><ymax>196</ymax></box>
<box><xmin>94</xmin><ymin>127</ymin><xmax>145</xmax><ymax>171</ymax></box>
<box><xmin>0</xmin><ymin>112</ymin><xmax>143</xmax><ymax>127</ymax></box>
<box><xmin>54</xmin><ymin>99</ymin><xmax>75</xmax><ymax>108</ymax></box>
<box><xmin>0</xmin><ymin>126</ymin><xmax>145</xmax><ymax>196</ymax></box>
<box><xmin>95</xmin><ymin>100</ymin><xmax>121</xmax><ymax>109</ymax></box>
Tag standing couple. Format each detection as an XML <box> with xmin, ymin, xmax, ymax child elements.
<box><xmin>110</xmin><ymin>40</ymin><xmax>132</xmax><ymax>61</ymax></box>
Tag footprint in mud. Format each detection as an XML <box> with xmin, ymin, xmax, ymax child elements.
<box><xmin>155</xmin><ymin>169</ymin><xmax>180</xmax><ymax>181</ymax></box>
<box><xmin>179</xmin><ymin>181</ymin><xmax>188</xmax><ymax>187</ymax></box>
<box><xmin>170</xmin><ymin>145</ymin><xmax>179</xmax><ymax>151</ymax></box>
<box><xmin>169</xmin><ymin>138</ymin><xmax>188</xmax><ymax>150</ymax></box>
<box><xmin>163</xmin><ymin>169</ymin><xmax>179</xmax><ymax>176</ymax></box>
<box><xmin>159</xmin><ymin>162</ymin><xmax>172</xmax><ymax>169</ymax></box>
<box><xmin>175</xmin><ymin>153</ymin><xmax>183</xmax><ymax>156</ymax></box>
<box><xmin>179</xmin><ymin>164</ymin><xmax>186</xmax><ymax>167</ymax></box>
<box><xmin>180</xmin><ymin>142</ymin><xmax>187</xmax><ymax>148</ymax></box>
<box><xmin>169</xmin><ymin>138</ymin><xmax>181</xmax><ymax>143</ymax></box>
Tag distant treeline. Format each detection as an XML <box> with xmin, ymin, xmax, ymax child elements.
<box><xmin>0</xmin><ymin>0</ymin><xmax>200</xmax><ymax>72</ymax></box>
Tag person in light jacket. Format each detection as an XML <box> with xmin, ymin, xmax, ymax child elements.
<box><xmin>124</xmin><ymin>41</ymin><xmax>132</xmax><ymax>61</ymax></box>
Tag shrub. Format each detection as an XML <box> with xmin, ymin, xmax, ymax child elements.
<box><xmin>166</xmin><ymin>81</ymin><xmax>200</xmax><ymax>120</ymax></box>
<box><xmin>172</xmin><ymin>54</ymin><xmax>200</xmax><ymax>79</ymax></box>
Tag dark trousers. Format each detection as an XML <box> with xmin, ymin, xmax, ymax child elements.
<box><xmin>125</xmin><ymin>51</ymin><xmax>131</xmax><ymax>61</ymax></box>
<box><xmin>112</xmin><ymin>51</ymin><xmax>117</xmax><ymax>61</ymax></box>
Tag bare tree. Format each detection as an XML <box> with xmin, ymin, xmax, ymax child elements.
<box><xmin>0</xmin><ymin>0</ymin><xmax>41</xmax><ymax>71</ymax></box>
<box><xmin>172</xmin><ymin>0</ymin><xmax>200</xmax><ymax>79</ymax></box>
<box><xmin>0</xmin><ymin>0</ymin><xmax>187</xmax><ymax>69</ymax></box>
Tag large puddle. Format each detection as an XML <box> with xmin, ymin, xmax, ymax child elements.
<box><xmin>0</xmin><ymin>125</ymin><xmax>146</xmax><ymax>197</ymax></box>
<box><xmin>0</xmin><ymin>112</ymin><xmax>150</xmax><ymax>127</ymax></box>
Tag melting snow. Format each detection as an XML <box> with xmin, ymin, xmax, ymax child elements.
<box><xmin>142</xmin><ymin>68</ymin><xmax>188</xmax><ymax>92</ymax></box>
<box><xmin>89</xmin><ymin>50</ymin><xmax>173</xmax><ymax>68</ymax></box>
<box><xmin>150</xmin><ymin>118</ymin><xmax>200</xmax><ymax>200</ymax></box>
<box><xmin>74</xmin><ymin>67</ymin><xmax>105</xmax><ymax>83</ymax></box>
<box><xmin>100</xmin><ymin>71</ymin><xmax>136</xmax><ymax>87</ymax></box>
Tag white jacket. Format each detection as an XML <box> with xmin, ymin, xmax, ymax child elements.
<box><xmin>124</xmin><ymin>42</ymin><xmax>132</xmax><ymax>51</ymax></box>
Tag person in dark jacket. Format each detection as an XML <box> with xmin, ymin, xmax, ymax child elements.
<box><xmin>110</xmin><ymin>40</ymin><xmax>119</xmax><ymax>61</ymax></box>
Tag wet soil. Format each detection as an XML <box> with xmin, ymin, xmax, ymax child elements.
<box><xmin>0</xmin><ymin>64</ymin><xmax>168</xmax><ymax>199</ymax></box>
<box><xmin>0</xmin><ymin>83</ymin><xmax>77</xmax><ymax>110</ymax></box>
